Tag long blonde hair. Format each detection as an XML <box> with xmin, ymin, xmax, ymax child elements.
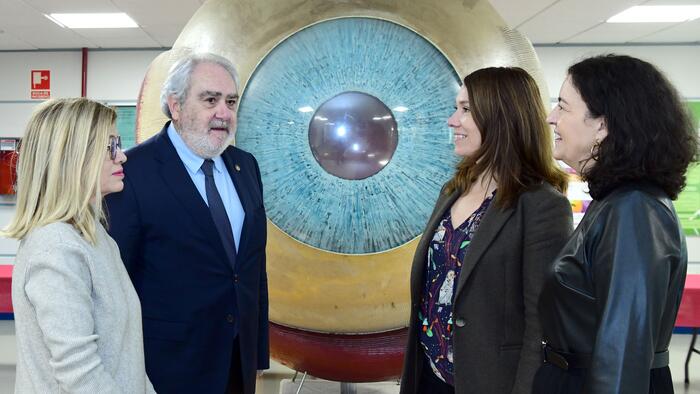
<box><xmin>3</xmin><ymin>98</ymin><xmax>116</xmax><ymax>244</ymax></box>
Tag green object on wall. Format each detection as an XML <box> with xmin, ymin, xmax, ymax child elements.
<box><xmin>114</xmin><ymin>106</ymin><xmax>137</xmax><ymax>150</ymax></box>
<box><xmin>673</xmin><ymin>102</ymin><xmax>700</xmax><ymax>236</ymax></box>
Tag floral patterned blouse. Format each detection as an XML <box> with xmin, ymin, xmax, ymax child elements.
<box><xmin>419</xmin><ymin>191</ymin><xmax>495</xmax><ymax>385</ymax></box>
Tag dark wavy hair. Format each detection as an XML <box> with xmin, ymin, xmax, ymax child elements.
<box><xmin>445</xmin><ymin>67</ymin><xmax>568</xmax><ymax>208</ymax></box>
<box><xmin>568</xmin><ymin>55</ymin><xmax>698</xmax><ymax>200</ymax></box>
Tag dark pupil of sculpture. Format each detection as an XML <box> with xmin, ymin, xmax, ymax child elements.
<box><xmin>308</xmin><ymin>91</ymin><xmax>399</xmax><ymax>180</ymax></box>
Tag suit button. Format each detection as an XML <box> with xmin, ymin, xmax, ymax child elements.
<box><xmin>455</xmin><ymin>317</ymin><xmax>466</xmax><ymax>328</ymax></box>
<box><xmin>233</xmin><ymin>274</ymin><xmax>239</xmax><ymax>283</ymax></box>
<box><xmin>226</xmin><ymin>314</ymin><xmax>234</xmax><ymax>323</ymax></box>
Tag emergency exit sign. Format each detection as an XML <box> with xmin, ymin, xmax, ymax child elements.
<box><xmin>30</xmin><ymin>70</ymin><xmax>50</xmax><ymax>99</ymax></box>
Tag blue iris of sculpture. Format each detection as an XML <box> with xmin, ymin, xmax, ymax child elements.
<box><xmin>237</xmin><ymin>17</ymin><xmax>460</xmax><ymax>254</ymax></box>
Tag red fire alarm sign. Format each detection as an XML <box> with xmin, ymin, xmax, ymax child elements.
<box><xmin>30</xmin><ymin>70</ymin><xmax>50</xmax><ymax>99</ymax></box>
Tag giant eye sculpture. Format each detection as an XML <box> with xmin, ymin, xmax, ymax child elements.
<box><xmin>135</xmin><ymin>0</ymin><xmax>547</xmax><ymax>382</ymax></box>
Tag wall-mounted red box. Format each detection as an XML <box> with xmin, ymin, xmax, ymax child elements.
<box><xmin>0</xmin><ymin>139</ymin><xmax>19</xmax><ymax>195</ymax></box>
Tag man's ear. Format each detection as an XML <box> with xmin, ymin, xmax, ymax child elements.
<box><xmin>167</xmin><ymin>95</ymin><xmax>181</xmax><ymax>122</ymax></box>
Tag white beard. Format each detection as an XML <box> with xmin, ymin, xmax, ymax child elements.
<box><xmin>177</xmin><ymin>123</ymin><xmax>234</xmax><ymax>159</ymax></box>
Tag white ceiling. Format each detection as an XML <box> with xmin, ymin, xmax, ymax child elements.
<box><xmin>0</xmin><ymin>0</ymin><xmax>698</xmax><ymax>50</ymax></box>
<box><xmin>492</xmin><ymin>0</ymin><xmax>700</xmax><ymax>44</ymax></box>
<box><xmin>0</xmin><ymin>0</ymin><xmax>205</xmax><ymax>49</ymax></box>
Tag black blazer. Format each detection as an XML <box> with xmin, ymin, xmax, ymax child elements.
<box><xmin>538</xmin><ymin>183</ymin><xmax>686</xmax><ymax>393</ymax></box>
<box><xmin>105</xmin><ymin>123</ymin><xmax>269</xmax><ymax>394</ymax></box>
<box><xmin>400</xmin><ymin>182</ymin><xmax>572</xmax><ymax>394</ymax></box>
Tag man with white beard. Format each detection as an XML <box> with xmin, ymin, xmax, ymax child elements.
<box><xmin>106</xmin><ymin>53</ymin><xmax>269</xmax><ymax>394</ymax></box>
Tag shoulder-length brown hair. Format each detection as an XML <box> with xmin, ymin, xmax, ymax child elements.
<box><xmin>445</xmin><ymin>67</ymin><xmax>568</xmax><ymax>208</ymax></box>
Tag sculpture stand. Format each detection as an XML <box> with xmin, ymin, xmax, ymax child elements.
<box><xmin>292</xmin><ymin>371</ymin><xmax>306</xmax><ymax>394</ymax></box>
<box><xmin>285</xmin><ymin>371</ymin><xmax>397</xmax><ymax>394</ymax></box>
<box><xmin>340</xmin><ymin>382</ymin><xmax>357</xmax><ymax>394</ymax></box>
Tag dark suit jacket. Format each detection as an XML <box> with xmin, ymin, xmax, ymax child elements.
<box><xmin>400</xmin><ymin>183</ymin><xmax>572</xmax><ymax>394</ymax></box>
<box><xmin>105</xmin><ymin>123</ymin><xmax>269</xmax><ymax>394</ymax></box>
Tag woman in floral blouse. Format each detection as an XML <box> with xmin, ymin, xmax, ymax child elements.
<box><xmin>400</xmin><ymin>67</ymin><xmax>573</xmax><ymax>394</ymax></box>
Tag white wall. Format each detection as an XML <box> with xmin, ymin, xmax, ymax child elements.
<box><xmin>0</xmin><ymin>50</ymin><xmax>160</xmax><ymax>137</ymax></box>
<box><xmin>86</xmin><ymin>50</ymin><xmax>163</xmax><ymax>102</ymax></box>
<box><xmin>0</xmin><ymin>51</ymin><xmax>81</xmax><ymax>138</ymax></box>
<box><xmin>535</xmin><ymin>45</ymin><xmax>700</xmax><ymax>100</ymax></box>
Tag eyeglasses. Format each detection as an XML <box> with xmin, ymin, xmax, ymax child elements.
<box><xmin>107</xmin><ymin>135</ymin><xmax>122</xmax><ymax>160</ymax></box>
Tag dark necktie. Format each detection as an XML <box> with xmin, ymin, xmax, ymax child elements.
<box><xmin>201</xmin><ymin>159</ymin><xmax>237</xmax><ymax>268</ymax></box>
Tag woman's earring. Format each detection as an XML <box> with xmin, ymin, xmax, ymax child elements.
<box><xmin>590</xmin><ymin>140</ymin><xmax>601</xmax><ymax>161</ymax></box>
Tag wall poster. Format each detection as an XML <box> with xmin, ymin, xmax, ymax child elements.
<box><xmin>674</xmin><ymin>101</ymin><xmax>700</xmax><ymax>236</ymax></box>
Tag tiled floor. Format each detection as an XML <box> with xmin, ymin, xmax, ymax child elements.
<box><xmin>1</xmin><ymin>333</ymin><xmax>700</xmax><ymax>393</ymax></box>
<box><xmin>671</xmin><ymin>333</ymin><xmax>700</xmax><ymax>394</ymax></box>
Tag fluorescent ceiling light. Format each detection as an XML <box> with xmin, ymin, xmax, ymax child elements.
<box><xmin>45</xmin><ymin>13</ymin><xmax>138</xmax><ymax>29</ymax></box>
<box><xmin>607</xmin><ymin>6</ymin><xmax>700</xmax><ymax>23</ymax></box>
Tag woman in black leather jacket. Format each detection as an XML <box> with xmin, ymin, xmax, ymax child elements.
<box><xmin>534</xmin><ymin>55</ymin><xmax>698</xmax><ymax>394</ymax></box>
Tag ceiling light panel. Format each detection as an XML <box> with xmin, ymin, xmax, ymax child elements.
<box><xmin>46</xmin><ymin>13</ymin><xmax>138</xmax><ymax>28</ymax></box>
<box><xmin>607</xmin><ymin>6</ymin><xmax>700</xmax><ymax>23</ymax></box>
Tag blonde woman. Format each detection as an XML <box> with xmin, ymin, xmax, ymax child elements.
<box><xmin>5</xmin><ymin>98</ymin><xmax>156</xmax><ymax>393</ymax></box>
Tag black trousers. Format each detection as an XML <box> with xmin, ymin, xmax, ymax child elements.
<box><xmin>417</xmin><ymin>366</ymin><xmax>454</xmax><ymax>394</ymax></box>
<box><xmin>532</xmin><ymin>363</ymin><xmax>674</xmax><ymax>394</ymax></box>
<box><xmin>226</xmin><ymin>337</ymin><xmax>244</xmax><ymax>394</ymax></box>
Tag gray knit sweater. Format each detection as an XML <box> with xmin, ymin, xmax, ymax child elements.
<box><xmin>11</xmin><ymin>222</ymin><xmax>156</xmax><ymax>393</ymax></box>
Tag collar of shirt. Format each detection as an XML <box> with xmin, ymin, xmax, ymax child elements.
<box><xmin>167</xmin><ymin>122</ymin><xmax>225</xmax><ymax>176</ymax></box>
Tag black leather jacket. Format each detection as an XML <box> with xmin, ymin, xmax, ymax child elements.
<box><xmin>538</xmin><ymin>183</ymin><xmax>687</xmax><ymax>393</ymax></box>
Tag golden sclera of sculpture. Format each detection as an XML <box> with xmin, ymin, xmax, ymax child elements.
<box><xmin>135</xmin><ymin>0</ymin><xmax>546</xmax><ymax>334</ymax></box>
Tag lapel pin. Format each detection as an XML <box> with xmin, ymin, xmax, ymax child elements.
<box><xmin>235</xmin><ymin>164</ymin><xmax>241</xmax><ymax>172</ymax></box>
